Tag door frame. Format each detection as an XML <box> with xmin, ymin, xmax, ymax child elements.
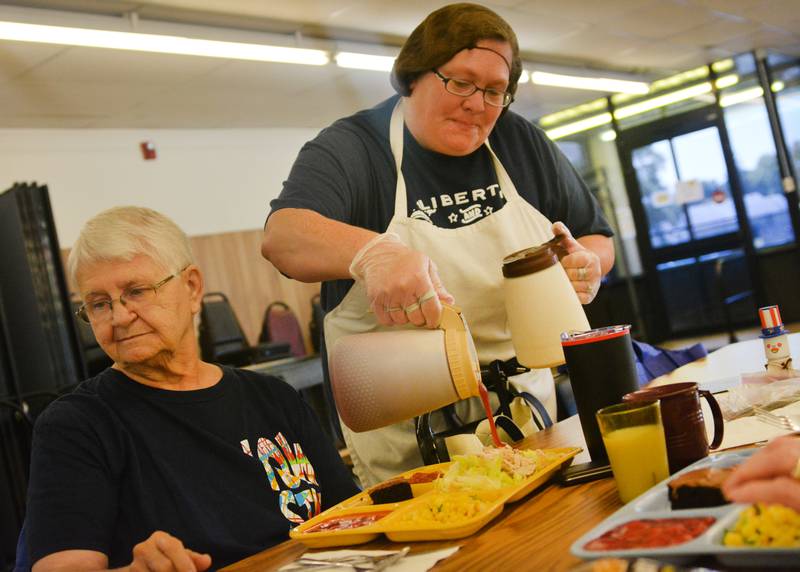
<box><xmin>617</xmin><ymin>104</ymin><xmax>763</xmax><ymax>341</ymax></box>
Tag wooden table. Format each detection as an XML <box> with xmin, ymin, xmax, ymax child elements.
<box><xmin>223</xmin><ymin>415</ymin><xmax>621</xmax><ymax>571</ymax></box>
<box><xmin>226</xmin><ymin>336</ymin><xmax>800</xmax><ymax>571</ymax></box>
<box><xmin>651</xmin><ymin>333</ymin><xmax>800</xmax><ymax>388</ymax></box>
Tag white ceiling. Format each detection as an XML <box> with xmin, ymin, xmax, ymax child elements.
<box><xmin>0</xmin><ymin>0</ymin><xmax>798</xmax><ymax>128</ymax></box>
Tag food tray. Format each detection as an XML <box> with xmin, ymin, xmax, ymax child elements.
<box><xmin>571</xmin><ymin>448</ymin><xmax>800</xmax><ymax>567</ymax></box>
<box><xmin>290</xmin><ymin>447</ymin><xmax>580</xmax><ymax>548</ymax></box>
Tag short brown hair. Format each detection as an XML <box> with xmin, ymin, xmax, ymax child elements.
<box><xmin>391</xmin><ymin>3</ymin><xmax>522</xmax><ymax>102</ymax></box>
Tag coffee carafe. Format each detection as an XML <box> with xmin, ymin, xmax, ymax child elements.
<box><xmin>329</xmin><ymin>305</ymin><xmax>481</xmax><ymax>432</ymax></box>
<box><xmin>503</xmin><ymin>237</ymin><xmax>590</xmax><ymax>369</ymax></box>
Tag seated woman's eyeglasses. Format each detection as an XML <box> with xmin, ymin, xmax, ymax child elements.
<box><xmin>433</xmin><ymin>69</ymin><xmax>513</xmax><ymax>108</ymax></box>
<box><xmin>76</xmin><ymin>266</ymin><xmax>188</xmax><ymax>323</ymax></box>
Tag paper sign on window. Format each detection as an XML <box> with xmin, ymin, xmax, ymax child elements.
<box><xmin>675</xmin><ymin>179</ymin><xmax>704</xmax><ymax>205</ymax></box>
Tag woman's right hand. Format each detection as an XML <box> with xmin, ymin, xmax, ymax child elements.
<box><xmin>349</xmin><ymin>233</ymin><xmax>454</xmax><ymax>328</ymax></box>
<box><xmin>128</xmin><ymin>531</ymin><xmax>211</xmax><ymax>572</ymax></box>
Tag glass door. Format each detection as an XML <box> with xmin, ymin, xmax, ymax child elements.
<box><xmin>620</xmin><ymin>107</ymin><xmax>759</xmax><ymax>339</ymax></box>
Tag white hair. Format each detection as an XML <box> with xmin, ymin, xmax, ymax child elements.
<box><xmin>68</xmin><ymin>206</ymin><xmax>194</xmax><ymax>284</ymax></box>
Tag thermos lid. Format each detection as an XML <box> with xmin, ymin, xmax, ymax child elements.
<box><xmin>561</xmin><ymin>324</ymin><xmax>631</xmax><ymax>346</ymax></box>
<box><xmin>440</xmin><ymin>306</ymin><xmax>481</xmax><ymax>400</ymax></box>
<box><xmin>502</xmin><ymin>244</ymin><xmax>559</xmax><ymax>278</ymax></box>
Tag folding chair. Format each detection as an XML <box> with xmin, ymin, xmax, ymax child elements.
<box><xmin>258</xmin><ymin>301</ymin><xmax>307</xmax><ymax>357</ymax></box>
<box><xmin>199</xmin><ymin>292</ymin><xmax>290</xmax><ymax>366</ymax></box>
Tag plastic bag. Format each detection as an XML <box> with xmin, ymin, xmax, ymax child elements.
<box><xmin>718</xmin><ymin>376</ymin><xmax>800</xmax><ymax>420</ymax></box>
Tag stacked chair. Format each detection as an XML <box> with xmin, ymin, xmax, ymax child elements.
<box><xmin>71</xmin><ymin>301</ymin><xmax>113</xmax><ymax>377</ymax></box>
<box><xmin>258</xmin><ymin>301</ymin><xmax>307</xmax><ymax>358</ymax></box>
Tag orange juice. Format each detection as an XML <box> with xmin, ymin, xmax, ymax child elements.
<box><xmin>602</xmin><ymin>423</ymin><xmax>669</xmax><ymax>503</ymax></box>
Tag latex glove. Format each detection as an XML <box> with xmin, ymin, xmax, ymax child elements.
<box><xmin>350</xmin><ymin>232</ymin><xmax>454</xmax><ymax>328</ymax></box>
<box><xmin>552</xmin><ymin>221</ymin><xmax>601</xmax><ymax>304</ymax></box>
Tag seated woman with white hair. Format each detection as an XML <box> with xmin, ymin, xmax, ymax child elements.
<box><xmin>24</xmin><ymin>206</ymin><xmax>358</xmax><ymax>572</ymax></box>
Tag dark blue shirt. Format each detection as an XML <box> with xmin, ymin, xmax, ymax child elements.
<box><xmin>26</xmin><ymin>367</ymin><xmax>358</xmax><ymax>569</ymax></box>
<box><xmin>270</xmin><ymin>95</ymin><xmax>613</xmax><ymax>313</ymax></box>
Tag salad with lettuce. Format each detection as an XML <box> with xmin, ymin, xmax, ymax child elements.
<box><xmin>438</xmin><ymin>446</ymin><xmax>548</xmax><ymax>491</ymax></box>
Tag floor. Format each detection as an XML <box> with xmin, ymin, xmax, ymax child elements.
<box><xmin>661</xmin><ymin>321</ymin><xmax>800</xmax><ymax>353</ymax></box>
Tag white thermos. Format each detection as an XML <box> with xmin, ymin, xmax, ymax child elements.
<box><xmin>503</xmin><ymin>240</ymin><xmax>590</xmax><ymax>369</ymax></box>
<box><xmin>329</xmin><ymin>305</ymin><xmax>481</xmax><ymax>432</ymax></box>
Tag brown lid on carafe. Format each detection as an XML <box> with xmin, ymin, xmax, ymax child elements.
<box><xmin>502</xmin><ymin>243</ymin><xmax>559</xmax><ymax>278</ymax></box>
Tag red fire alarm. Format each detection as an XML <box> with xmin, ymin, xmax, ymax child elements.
<box><xmin>140</xmin><ymin>141</ymin><xmax>157</xmax><ymax>161</ymax></box>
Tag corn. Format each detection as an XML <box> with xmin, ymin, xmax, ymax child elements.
<box><xmin>723</xmin><ymin>503</ymin><xmax>800</xmax><ymax>547</ymax></box>
<box><xmin>395</xmin><ymin>493</ymin><xmax>490</xmax><ymax>526</ymax></box>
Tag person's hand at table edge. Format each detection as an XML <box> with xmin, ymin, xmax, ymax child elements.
<box><xmin>32</xmin><ymin>531</ymin><xmax>212</xmax><ymax>572</ymax></box>
<box><xmin>722</xmin><ymin>435</ymin><xmax>800</xmax><ymax>512</ymax></box>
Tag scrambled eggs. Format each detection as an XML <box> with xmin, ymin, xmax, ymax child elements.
<box><xmin>395</xmin><ymin>493</ymin><xmax>490</xmax><ymax>526</ymax></box>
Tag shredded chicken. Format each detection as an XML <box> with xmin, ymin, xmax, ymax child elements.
<box><xmin>477</xmin><ymin>446</ymin><xmax>541</xmax><ymax>478</ymax></box>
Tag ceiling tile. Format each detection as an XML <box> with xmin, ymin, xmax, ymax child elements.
<box><xmin>686</xmin><ymin>0</ymin><xmax>766</xmax><ymax>18</ymax></box>
<box><xmin>0</xmin><ymin>41</ymin><xmax>67</xmax><ymax>83</ymax></box>
<box><xmin>511</xmin><ymin>0</ymin><xmax>659</xmax><ymax>25</ymax></box>
<box><xmin>538</xmin><ymin>29</ymin><xmax>653</xmax><ymax>65</ymax></box>
<box><xmin>191</xmin><ymin>58</ymin><xmax>352</xmax><ymax>95</ymax></box>
<box><xmin>491</xmin><ymin>6</ymin><xmax>589</xmax><ymax>51</ymax></box>
<box><xmin>742</xmin><ymin>0</ymin><xmax>800</xmax><ymax>29</ymax></box>
<box><xmin>611</xmin><ymin>1</ymin><xmax>719</xmax><ymax>40</ymax></box>
<box><xmin>0</xmin><ymin>80</ymin><xmax>161</xmax><ymax>114</ymax></box>
<box><xmin>665</xmin><ymin>12</ymin><xmax>763</xmax><ymax>47</ymax></box>
<box><xmin>614</xmin><ymin>41</ymin><xmax>712</xmax><ymax>70</ymax></box>
<box><xmin>716</xmin><ymin>26</ymin><xmax>800</xmax><ymax>53</ymax></box>
<box><xmin>19</xmin><ymin>46</ymin><xmax>227</xmax><ymax>85</ymax></box>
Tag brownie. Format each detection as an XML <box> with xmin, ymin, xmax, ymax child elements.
<box><xmin>368</xmin><ymin>478</ymin><xmax>413</xmax><ymax>504</ymax></box>
<box><xmin>668</xmin><ymin>467</ymin><xmax>734</xmax><ymax>510</ymax></box>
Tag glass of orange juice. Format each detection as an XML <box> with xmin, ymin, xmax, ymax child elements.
<box><xmin>596</xmin><ymin>400</ymin><xmax>669</xmax><ymax>503</ymax></box>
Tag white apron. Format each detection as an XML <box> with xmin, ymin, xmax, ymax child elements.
<box><xmin>325</xmin><ymin>100</ymin><xmax>557</xmax><ymax>487</ymax></box>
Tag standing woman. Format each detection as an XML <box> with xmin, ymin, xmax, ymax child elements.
<box><xmin>262</xmin><ymin>3</ymin><xmax>614</xmax><ymax>487</ymax></box>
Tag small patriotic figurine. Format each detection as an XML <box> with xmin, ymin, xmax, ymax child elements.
<box><xmin>759</xmin><ymin>305</ymin><xmax>793</xmax><ymax>372</ymax></box>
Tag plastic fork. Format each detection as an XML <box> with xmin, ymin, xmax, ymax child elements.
<box><xmin>285</xmin><ymin>547</ymin><xmax>411</xmax><ymax>571</ymax></box>
<box><xmin>752</xmin><ymin>405</ymin><xmax>800</xmax><ymax>432</ymax></box>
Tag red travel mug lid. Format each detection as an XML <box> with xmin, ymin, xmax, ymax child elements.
<box><xmin>560</xmin><ymin>325</ymin><xmax>631</xmax><ymax>347</ymax></box>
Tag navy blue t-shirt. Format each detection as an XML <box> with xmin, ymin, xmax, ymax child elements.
<box><xmin>270</xmin><ymin>95</ymin><xmax>613</xmax><ymax>313</ymax></box>
<box><xmin>25</xmin><ymin>367</ymin><xmax>358</xmax><ymax>569</ymax></box>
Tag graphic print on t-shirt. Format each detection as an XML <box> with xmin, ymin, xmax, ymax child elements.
<box><xmin>403</xmin><ymin>129</ymin><xmax>507</xmax><ymax>229</ymax></box>
<box><xmin>409</xmin><ymin>183</ymin><xmax>506</xmax><ymax>227</ymax></box>
<box><xmin>241</xmin><ymin>432</ymin><xmax>321</xmax><ymax>524</ymax></box>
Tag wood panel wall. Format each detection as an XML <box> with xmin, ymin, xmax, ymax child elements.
<box><xmin>190</xmin><ymin>229</ymin><xmax>320</xmax><ymax>350</ymax></box>
<box><xmin>63</xmin><ymin>228</ymin><xmax>320</xmax><ymax>352</ymax></box>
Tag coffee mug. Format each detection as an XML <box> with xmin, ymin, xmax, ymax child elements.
<box><xmin>623</xmin><ymin>382</ymin><xmax>724</xmax><ymax>474</ymax></box>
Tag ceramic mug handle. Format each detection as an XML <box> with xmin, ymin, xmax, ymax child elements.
<box><xmin>699</xmin><ymin>389</ymin><xmax>724</xmax><ymax>449</ymax></box>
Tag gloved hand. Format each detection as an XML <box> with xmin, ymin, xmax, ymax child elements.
<box><xmin>552</xmin><ymin>221</ymin><xmax>602</xmax><ymax>304</ymax></box>
<box><xmin>350</xmin><ymin>232</ymin><xmax>455</xmax><ymax>328</ymax></box>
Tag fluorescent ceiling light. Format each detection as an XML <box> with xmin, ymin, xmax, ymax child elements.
<box><xmin>539</xmin><ymin>98</ymin><xmax>608</xmax><ymax>126</ymax></box>
<box><xmin>714</xmin><ymin>74</ymin><xmax>739</xmax><ymax>89</ymax></box>
<box><xmin>546</xmin><ymin>113</ymin><xmax>612</xmax><ymax>140</ymax></box>
<box><xmin>614</xmin><ymin>82</ymin><xmax>712</xmax><ymax>119</ymax></box>
<box><xmin>0</xmin><ymin>21</ymin><xmax>329</xmax><ymax>65</ymax></box>
<box><xmin>772</xmin><ymin>81</ymin><xmax>785</xmax><ymax>93</ymax></box>
<box><xmin>719</xmin><ymin>86</ymin><xmax>764</xmax><ymax>108</ymax></box>
<box><xmin>335</xmin><ymin>52</ymin><xmax>395</xmax><ymax>72</ymax></box>
<box><xmin>599</xmin><ymin>130</ymin><xmax>617</xmax><ymax>142</ymax></box>
<box><xmin>519</xmin><ymin>69</ymin><xmax>530</xmax><ymax>83</ymax></box>
<box><xmin>531</xmin><ymin>71</ymin><xmax>649</xmax><ymax>94</ymax></box>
